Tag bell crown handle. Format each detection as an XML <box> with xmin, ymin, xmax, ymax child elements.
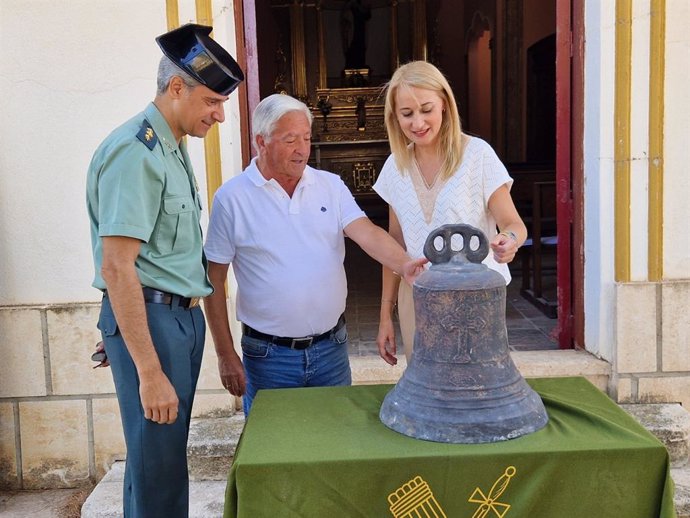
<box><xmin>423</xmin><ymin>224</ymin><xmax>489</xmax><ymax>265</ymax></box>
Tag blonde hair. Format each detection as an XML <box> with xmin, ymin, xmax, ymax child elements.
<box><xmin>384</xmin><ymin>61</ymin><xmax>464</xmax><ymax>180</ymax></box>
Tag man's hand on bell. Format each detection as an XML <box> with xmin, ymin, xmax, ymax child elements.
<box><xmin>401</xmin><ymin>257</ymin><xmax>429</xmax><ymax>285</ymax></box>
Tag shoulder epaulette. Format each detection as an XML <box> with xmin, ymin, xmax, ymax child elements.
<box><xmin>136</xmin><ymin>120</ymin><xmax>158</xmax><ymax>150</ymax></box>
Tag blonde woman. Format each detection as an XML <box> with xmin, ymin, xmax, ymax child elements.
<box><xmin>374</xmin><ymin>61</ymin><xmax>527</xmax><ymax>366</ymax></box>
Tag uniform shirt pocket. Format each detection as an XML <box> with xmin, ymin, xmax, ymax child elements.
<box><xmin>154</xmin><ymin>195</ymin><xmax>195</xmax><ymax>253</ymax></box>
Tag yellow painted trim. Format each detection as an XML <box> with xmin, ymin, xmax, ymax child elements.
<box><xmin>166</xmin><ymin>1</ymin><xmax>184</xmax><ymax>152</ymax></box>
<box><xmin>196</xmin><ymin>0</ymin><xmax>213</xmax><ymax>26</ymax></box>
<box><xmin>648</xmin><ymin>0</ymin><xmax>665</xmax><ymax>281</ymax></box>
<box><xmin>195</xmin><ymin>0</ymin><xmax>224</xmax><ymax>211</ymax></box>
<box><xmin>202</xmin><ymin>126</ymin><xmax>223</xmax><ymax>211</ymax></box>
<box><xmin>165</xmin><ymin>0</ymin><xmax>180</xmax><ymax>30</ymax></box>
<box><xmin>614</xmin><ymin>0</ymin><xmax>632</xmax><ymax>282</ymax></box>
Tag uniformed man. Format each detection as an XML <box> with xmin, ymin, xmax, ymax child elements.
<box><xmin>86</xmin><ymin>24</ymin><xmax>243</xmax><ymax>518</ymax></box>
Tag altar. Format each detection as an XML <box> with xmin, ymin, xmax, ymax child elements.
<box><xmin>224</xmin><ymin>377</ymin><xmax>676</xmax><ymax>518</ymax></box>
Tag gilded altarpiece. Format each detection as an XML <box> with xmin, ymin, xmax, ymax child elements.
<box><xmin>269</xmin><ymin>0</ymin><xmax>427</xmax><ymax>206</ymax></box>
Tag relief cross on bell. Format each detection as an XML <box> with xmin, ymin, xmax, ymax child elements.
<box><xmin>437</xmin><ymin>310</ymin><xmax>487</xmax><ymax>364</ymax></box>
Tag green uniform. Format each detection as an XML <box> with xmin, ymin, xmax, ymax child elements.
<box><xmin>86</xmin><ymin>102</ymin><xmax>211</xmax><ymax>518</ymax></box>
<box><xmin>86</xmin><ymin>102</ymin><xmax>212</xmax><ymax>297</ymax></box>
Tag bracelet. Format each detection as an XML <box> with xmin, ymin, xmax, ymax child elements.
<box><xmin>381</xmin><ymin>298</ymin><xmax>396</xmax><ymax>305</ymax></box>
<box><xmin>499</xmin><ymin>230</ymin><xmax>518</xmax><ymax>243</ymax></box>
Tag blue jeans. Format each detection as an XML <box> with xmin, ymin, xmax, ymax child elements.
<box><xmin>98</xmin><ymin>296</ymin><xmax>205</xmax><ymax>518</ymax></box>
<box><xmin>241</xmin><ymin>323</ymin><xmax>352</xmax><ymax>415</ymax></box>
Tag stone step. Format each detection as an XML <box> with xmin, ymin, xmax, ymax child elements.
<box><xmin>80</xmin><ymin>461</ymin><xmax>226</xmax><ymax>518</ymax></box>
<box><xmin>673</xmin><ymin>467</ymin><xmax>690</xmax><ymax>518</ymax></box>
<box><xmin>350</xmin><ymin>350</ymin><xmax>612</xmax><ymax>391</ymax></box>
<box><xmin>188</xmin><ymin>414</ymin><xmax>246</xmax><ymax>481</ymax></box>
<box><xmin>620</xmin><ymin>403</ymin><xmax>690</xmax><ymax>468</ymax></box>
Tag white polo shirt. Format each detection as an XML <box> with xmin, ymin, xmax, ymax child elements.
<box><xmin>205</xmin><ymin>159</ymin><xmax>366</xmax><ymax>337</ymax></box>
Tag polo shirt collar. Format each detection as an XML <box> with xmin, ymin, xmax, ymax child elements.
<box><xmin>246</xmin><ymin>157</ymin><xmax>315</xmax><ymax>188</ymax></box>
<box><xmin>144</xmin><ymin>102</ymin><xmax>180</xmax><ymax>156</ymax></box>
<box><xmin>301</xmin><ymin>167</ymin><xmax>315</xmax><ymax>186</ymax></box>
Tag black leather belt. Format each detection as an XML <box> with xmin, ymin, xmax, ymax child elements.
<box><xmin>103</xmin><ymin>287</ymin><xmax>201</xmax><ymax>309</ymax></box>
<box><xmin>242</xmin><ymin>314</ymin><xmax>346</xmax><ymax>350</ymax></box>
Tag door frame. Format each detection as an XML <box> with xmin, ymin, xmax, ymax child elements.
<box><xmin>233</xmin><ymin>0</ymin><xmax>259</xmax><ymax>167</ymax></box>
<box><xmin>555</xmin><ymin>0</ymin><xmax>584</xmax><ymax>348</ymax></box>
<box><xmin>571</xmin><ymin>0</ymin><xmax>585</xmax><ymax>349</ymax></box>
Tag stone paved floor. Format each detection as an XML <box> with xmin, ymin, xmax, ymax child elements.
<box><xmin>344</xmin><ymin>238</ymin><xmax>558</xmax><ymax>358</ymax></box>
<box><xmin>0</xmin><ymin>489</ymin><xmax>85</xmax><ymax>518</ymax></box>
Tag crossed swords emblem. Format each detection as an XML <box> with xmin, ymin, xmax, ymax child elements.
<box><xmin>468</xmin><ymin>466</ymin><xmax>517</xmax><ymax>518</ymax></box>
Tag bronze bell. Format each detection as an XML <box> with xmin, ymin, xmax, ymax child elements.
<box><xmin>380</xmin><ymin>224</ymin><xmax>549</xmax><ymax>443</ymax></box>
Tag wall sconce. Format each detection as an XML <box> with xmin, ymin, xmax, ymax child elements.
<box><xmin>317</xmin><ymin>96</ymin><xmax>333</xmax><ymax>132</ymax></box>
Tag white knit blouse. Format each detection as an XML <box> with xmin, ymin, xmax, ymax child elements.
<box><xmin>373</xmin><ymin>136</ymin><xmax>514</xmax><ymax>283</ymax></box>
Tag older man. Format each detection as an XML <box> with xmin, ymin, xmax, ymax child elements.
<box><xmin>204</xmin><ymin>94</ymin><xmax>426</xmax><ymax>414</ymax></box>
<box><xmin>86</xmin><ymin>24</ymin><xmax>242</xmax><ymax>518</ymax></box>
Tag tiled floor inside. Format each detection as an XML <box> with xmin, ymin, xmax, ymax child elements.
<box><xmin>344</xmin><ymin>239</ymin><xmax>558</xmax><ymax>358</ymax></box>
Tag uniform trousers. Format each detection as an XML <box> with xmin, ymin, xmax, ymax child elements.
<box><xmin>98</xmin><ymin>296</ymin><xmax>205</xmax><ymax>518</ymax></box>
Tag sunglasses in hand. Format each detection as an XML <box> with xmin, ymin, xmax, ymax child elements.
<box><xmin>91</xmin><ymin>342</ymin><xmax>109</xmax><ymax>369</ymax></box>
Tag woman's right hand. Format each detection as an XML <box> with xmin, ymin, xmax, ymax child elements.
<box><xmin>376</xmin><ymin>319</ymin><xmax>398</xmax><ymax>366</ymax></box>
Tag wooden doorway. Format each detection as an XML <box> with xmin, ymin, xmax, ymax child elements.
<box><xmin>234</xmin><ymin>0</ymin><xmax>578</xmax><ymax>349</ymax></box>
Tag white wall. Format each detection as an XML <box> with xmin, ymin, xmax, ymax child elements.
<box><xmin>628</xmin><ymin>0</ymin><xmax>651</xmax><ymax>281</ymax></box>
<box><xmin>663</xmin><ymin>0</ymin><xmax>690</xmax><ymax>279</ymax></box>
<box><xmin>583</xmin><ymin>0</ymin><xmax>690</xmax><ymax>361</ymax></box>
<box><xmin>0</xmin><ymin>0</ymin><xmax>241</xmax><ymax>306</ymax></box>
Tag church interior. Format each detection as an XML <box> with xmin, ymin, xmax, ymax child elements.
<box><xmin>248</xmin><ymin>0</ymin><xmax>559</xmax><ymax>350</ymax></box>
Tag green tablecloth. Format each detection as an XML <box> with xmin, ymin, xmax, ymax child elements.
<box><xmin>225</xmin><ymin>377</ymin><xmax>676</xmax><ymax>518</ymax></box>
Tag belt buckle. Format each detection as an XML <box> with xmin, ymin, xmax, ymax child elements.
<box><xmin>188</xmin><ymin>297</ymin><xmax>201</xmax><ymax>308</ymax></box>
<box><xmin>290</xmin><ymin>337</ymin><xmax>313</xmax><ymax>350</ymax></box>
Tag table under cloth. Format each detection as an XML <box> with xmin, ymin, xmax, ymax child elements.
<box><xmin>224</xmin><ymin>377</ymin><xmax>676</xmax><ymax>518</ymax></box>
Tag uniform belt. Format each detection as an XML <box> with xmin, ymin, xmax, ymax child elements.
<box><xmin>103</xmin><ymin>287</ymin><xmax>201</xmax><ymax>309</ymax></box>
<box><xmin>242</xmin><ymin>314</ymin><xmax>346</xmax><ymax>350</ymax></box>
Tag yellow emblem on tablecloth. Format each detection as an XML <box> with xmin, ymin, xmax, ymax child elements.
<box><xmin>388</xmin><ymin>475</ymin><xmax>447</xmax><ymax>518</ymax></box>
<box><xmin>468</xmin><ymin>465</ymin><xmax>516</xmax><ymax>518</ymax></box>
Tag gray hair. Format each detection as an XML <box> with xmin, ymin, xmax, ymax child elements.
<box><xmin>252</xmin><ymin>94</ymin><xmax>313</xmax><ymax>151</ymax></box>
<box><xmin>156</xmin><ymin>55</ymin><xmax>201</xmax><ymax>95</ymax></box>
